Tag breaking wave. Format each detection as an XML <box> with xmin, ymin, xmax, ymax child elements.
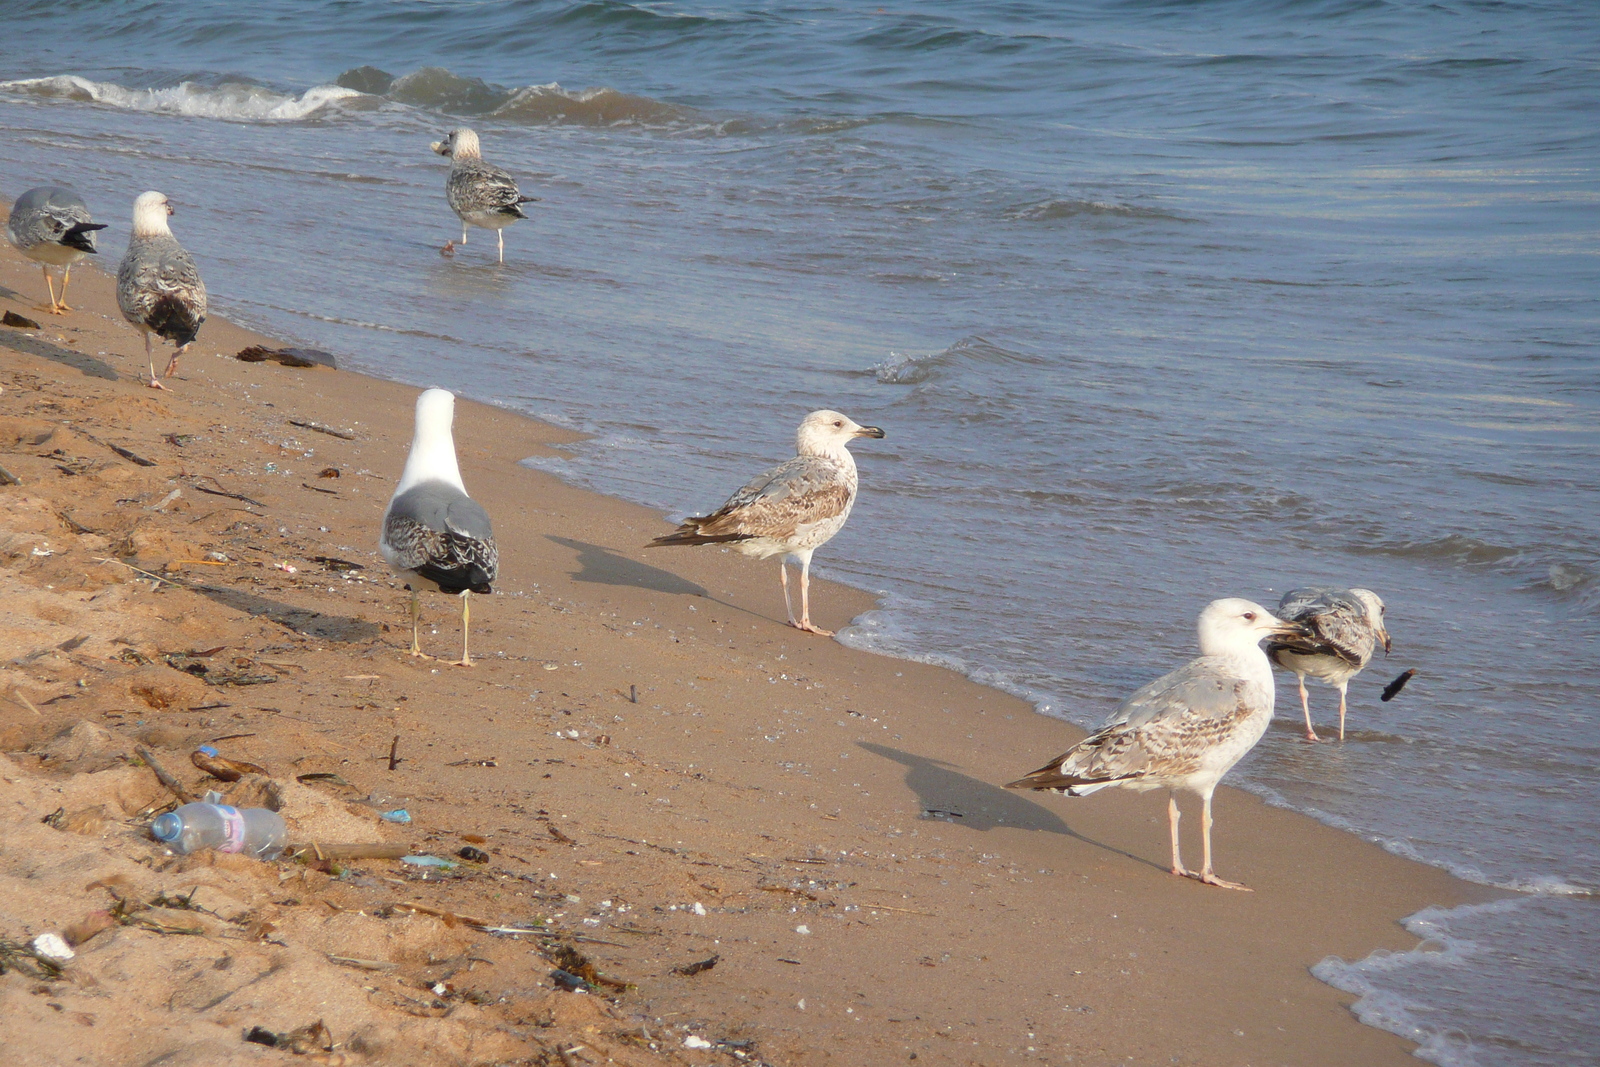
<box><xmin>0</xmin><ymin>74</ymin><xmax>362</xmax><ymax>122</ymax></box>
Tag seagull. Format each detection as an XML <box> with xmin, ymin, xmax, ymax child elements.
<box><xmin>115</xmin><ymin>191</ymin><xmax>206</xmax><ymax>389</ymax></box>
<box><xmin>1266</xmin><ymin>587</ymin><xmax>1390</xmax><ymax>742</ymax></box>
<box><xmin>380</xmin><ymin>388</ymin><xmax>498</xmax><ymax>667</ymax></box>
<box><xmin>430</xmin><ymin>128</ymin><xmax>538</xmax><ymax>263</ymax></box>
<box><xmin>647</xmin><ymin>410</ymin><xmax>885</xmax><ymax>636</ymax></box>
<box><xmin>1007</xmin><ymin>598</ymin><xmax>1309</xmax><ymax>891</ymax></box>
<box><xmin>5</xmin><ymin>186</ymin><xmax>107</xmax><ymax>315</ymax></box>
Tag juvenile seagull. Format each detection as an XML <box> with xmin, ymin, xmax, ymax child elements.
<box><xmin>5</xmin><ymin>186</ymin><xmax>107</xmax><ymax>314</ymax></box>
<box><xmin>1008</xmin><ymin>599</ymin><xmax>1309</xmax><ymax>891</ymax></box>
<box><xmin>648</xmin><ymin>410</ymin><xmax>885</xmax><ymax>636</ymax></box>
<box><xmin>1266</xmin><ymin>587</ymin><xmax>1390</xmax><ymax>742</ymax></box>
<box><xmin>380</xmin><ymin>389</ymin><xmax>498</xmax><ymax>666</ymax></box>
<box><xmin>430</xmin><ymin>128</ymin><xmax>538</xmax><ymax>263</ymax></box>
<box><xmin>116</xmin><ymin>191</ymin><xmax>206</xmax><ymax>389</ymax></box>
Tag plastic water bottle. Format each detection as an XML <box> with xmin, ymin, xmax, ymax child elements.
<box><xmin>150</xmin><ymin>792</ymin><xmax>287</xmax><ymax>859</ymax></box>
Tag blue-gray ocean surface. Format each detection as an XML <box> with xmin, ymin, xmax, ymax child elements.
<box><xmin>2</xmin><ymin>2</ymin><xmax>1595</xmax><ymax>1062</ymax></box>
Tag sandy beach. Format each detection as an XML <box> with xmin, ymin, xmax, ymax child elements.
<box><xmin>0</xmin><ymin>234</ymin><xmax>1499</xmax><ymax>1066</ymax></box>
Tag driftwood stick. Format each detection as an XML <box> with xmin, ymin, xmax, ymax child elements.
<box><xmin>135</xmin><ymin>745</ymin><xmax>195</xmax><ymax>803</ymax></box>
<box><xmin>387</xmin><ymin>735</ymin><xmax>400</xmax><ymax>771</ymax></box>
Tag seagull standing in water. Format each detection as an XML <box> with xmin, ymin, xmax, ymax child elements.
<box><xmin>5</xmin><ymin>186</ymin><xmax>107</xmax><ymax>314</ymax></box>
<box><xmin>431</xmin><ymin>128</ymin><xmax>538</xmax><ymax>263</ymax></box>
<box><xmin>648</xmin><ymin>410</ymin><xmax>885</xmax><ymax>636</ymax></box>
<box><xmin>1008</xmin><ymin>599</ymin><xmax>1309</xmax><ymax>891</ymax></box>
<box><xmin>1266</xmin><ymin>587</ymin><xmax>1390</xmax><ymax>742</ymax></box>
<box><xmin>116</xmin><ymin>191</ymin><xmax>206</xmax><ymax>389</ymax></box>
<box><xmin>380</xmin><ymin>389</ymin><xmax>498</xmax><ymax>666</ymax></box>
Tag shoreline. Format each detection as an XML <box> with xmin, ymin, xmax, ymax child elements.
<box><xmin>0</xmin><ymin>234</ymin><xmax>1500</xmax><ymax>1065</ymax></box>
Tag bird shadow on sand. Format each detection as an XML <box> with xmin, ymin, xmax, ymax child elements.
<box><xmin>185</xmin><ymin>582</ymin><xmax>380</xmax><ymax>643</ymax></box>
<box><xmin>0</xmin><ymin>320</ymin><xmax>120</xmax><ymax>381</ymax></box>
<box><xmin>546</xmin><ymin>536</ymin><xmax>709</xmax><ymax>598</ymax></box>
<box><xmin>857</xmin><ymin>741</ymin><xmax>1160</xmax><ymax>872</ymax></box>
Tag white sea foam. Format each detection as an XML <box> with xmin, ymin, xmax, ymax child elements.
<box><xmin>0</xmin><ymin>75</ymin><xmax>362</xmax><ymax>122</ymax></box>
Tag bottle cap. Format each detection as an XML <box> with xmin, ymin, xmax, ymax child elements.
<box><xmin>197</xmin><ymin>745</ymin><xmax>219</xmax><ymax>757</ymax></box>
<box><xmin>150</xmin><ymin>812</ymin><xmax>181</xmax><ymax>842</ymax></box>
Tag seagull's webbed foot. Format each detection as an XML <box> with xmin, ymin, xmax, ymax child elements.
<box><xmin>1302</xmin><ymin>730</ymin><xmax>1328</xmax><ymax>743</ymax></box>
<box><xmin>441</xmin><ymin>240</ymin><xmax>456</xmax><ymax>258</ymax></box>
<box><xmin>43</xmin><ymin>303</ymin><xmax>68</xmax><ymax>316</ymax></box>
<box><xmin>443</xmin><ymin>657</ymin><xmax>475</xmax><ymax>668</ymax></box>
<box><xmin>791</xmin><ymin>620</ymin><xmax>836</xmax><ymax>637</ymax></box>
<box><xmin>146</xmin><ymin>376</ymin><xmax>167</xmax><ymax>390</ymax></box>
<box><xmin>1184</xmin><ymin>869</ymin><xmax>1253</xmax><ymax>891</ymax></box>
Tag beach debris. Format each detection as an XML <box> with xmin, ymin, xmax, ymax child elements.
<box><xmin>0</xmin><ymin>462</ymin><xmax>21</xmax><ymax>486</ymax></box>
<box><xmin>31</xmin><ymin>932</ymin><xmax>75</xmax><ymax>963</ymax></box>
<box><xmin>312</xmin><ymin>556</ymin><xmax>364</xmax><ymax>573</ymax></box>
<box><xmin>324</xmin><ymin>955</ymin><xmax>395</xmax><ymax>972</ymax></box>
<box><xmin>63</xmin><ymin>910</ymin><xmax>116</xmax><ymax>947</ymax></box>
<box><xmin>242</xmin><ymin>1019</ymin><xmax>340</xmax><ymax>1057</ymax></box>
<box><xmin>672</xmin><ymin>954</ymin><xmax>719</xmax><ymax>977</ymax></box>
<box><xmin>237</xmin><ymin>345</ymin><xmax>338</xmax><ymax>370</ymax></box>
<box><xmin>542</xmin><ymin>942</ymin><xmax>631</xmax><ymax>992</ymax></box>
<box><xmin>295</xmin><ymin>772</ymin><xmax>352</xmax><ymax>788</ymax></box>
<box><xmin>1382</xmin><ymin>668</ymin><xmax>1418</xmax><ymax>702</ymax></box>
<box><xmin>302</xmin><ymin>481</ymin><xmax>338</xmax><ymax>495</ymax></box>
<box><xmin>275</xmin><ymin>561</ymin><xmax>298</xmax><ymax>573</ymax></box>
<box><xmin>684</xmin><ymin>1035</ymin><xmax>713</xmax><ymax>1049</ymax></box>
<box><xmin>135</xmin><ymin>743</ymin><xmax>197</xmax><ymax>803</ymax></box>
<box><xmin>378</xmin><ymin>808</ymin><xmax>412</xmax><ymax>824</ymax></box>
<box><xmin>457</xmin><ymin>845</ymin><xmax>489</xmax><ymax>862</ymax></box>
<box><xmin>446</xmin><ymin>756</ymin><xmax>497</xmax><ymax>767</ymax></box>
<box><xmin>387</xmin><ymin>735</ymin><xmax>402</xmax><ymax>770</ymax></box>
<box><xmin>288</xmin><ymin>417</ymin><xmax>356</xmax><ymax>439</ymax></box>
<box><xmin>543</xmin><ymin>819</ymin><xmax>577</xmax><ymax>846</ymax></box>
<box><xmin>188</xmin><ymin>477</ymin><xmax>266</xmax><ymax>507</ymax></box>
<box><xmin>2</xmin><ymin>309</ymin><xmax>42</xmax><ymax>329</ymax></box>
<box><xmin>318</xmin><ymin>467</ymin><xmax>341</xmax><ymax>478</ymax></box>
<box><xmin>401</xmin><ymin>855</ymin><xmax>457</xmax><ymax>869</ymax></box>
<box><xmin>0</xmin><ymin>936</ymin><xmax>63</xmax><ymax>979</ymax></box>
<box><xmin>191</xmin><ymin>744</ymin><xmax>268</xmax><ymax>782</ymax></box>
<box><xmin>283</xmin><ymin>842</ymin><xmax>408</xmax><ymax>861</ymax></box>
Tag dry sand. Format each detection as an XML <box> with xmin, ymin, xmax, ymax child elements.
<box><xmin>0</xmin><ymin>230</ymin><xmax>1497</xmax><ymax>1066</ymax></box>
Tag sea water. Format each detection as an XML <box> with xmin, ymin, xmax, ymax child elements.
<box><xmin>1</xmin><ymin>2</ymin><xmax>1595</xmax><ymax>1062</ymax></box>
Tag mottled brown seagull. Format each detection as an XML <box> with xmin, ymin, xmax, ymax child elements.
<box><xmin>1008</xmin><ymin>598</ymin><xmax>1308</xmax><ymax>891</ymax></box>
<box><xmin>648</xmin><ymin>409</ymin><xmax>885</xmax><ymax>636</ymax></box>
<box><xmin>431</xmin><ymin>127</ymin><xmax>538</xmax><ymax>263</ymax></box>
<box><xmin>116</xmin><ymin>191</ymin><xmax>206</xmax><ymax>389</ymax></box>
<box><xmin>1266</xmin><ymin>587</ymin><xmax>1390</xmax><ymax>741</ymax></box>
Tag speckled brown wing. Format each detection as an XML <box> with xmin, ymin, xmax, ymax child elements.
<box><xmin>1268</xmin><ymin>588</ymin><xmax>1374</xmax><ymax>668</ymax></box>
<box><xmin>650</xmin><ymin>455</ymin><xmax>853</xmax><ymax>546</ymax></box>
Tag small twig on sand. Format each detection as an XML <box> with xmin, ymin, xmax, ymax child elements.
<box><xmin>188</xmin><ymin>477</ymin><xmax>265</xmax><ymax>508</ymax></box>
<box><xmin>0</xmin><ymin>463</ymin><xmax>21</xmax><ymax>486</ymax></box>
<box><xmin>11</xmin><ymin>690</ymin><xmax>41</xmax><ymax>718</ymax></box>
<box><xmin>288</xmin><ymin>419</ymin><xmax>357</xmax><ymax>441</ymax></box>
<box><xmin>387</xmin><ymin>735</ymin><xmax>401</xmax><ymax>771</ymax></box>
<box><xmin>135</xmin><ymin>744</ymin><xmax>195</xmax><ymax>804</ymax></box>
<box><xmin>93</xmin><ymin>557</ymin><xmax>176</xmax><ymax>588</ymax></box>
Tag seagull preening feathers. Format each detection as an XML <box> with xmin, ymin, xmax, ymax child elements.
<box><xmin>431</xmin><ymin>127</ymin><xmax>538</xmax><ymax>263</ymax></box>
<box><xmin>1008</xmin><ymin>599</ymin><xmax>1309</xmax><ymax>891</ymax></box>
<box><xmin>116</xmin><ymin>191</ymin><xmax>206</xmax><ymax>389</ymax></box>
<box><xmin>5</xmin><ymin>186</ymin><xmax>107</xmax><ymax>315</ymax></box>
<box><xmin>648</xmin><ymin>410</ymin><xmax>885</xmax><ymax>636</ymax></box>
<box><xmin>1266</xmin><ymin>586</ymin><xmax>1390</xmax><ymax>742</ymax></box>
<box><xmin>380</xmin><ymin>389</ymin><xmax>498</xmax><ymax>666</ymax></box>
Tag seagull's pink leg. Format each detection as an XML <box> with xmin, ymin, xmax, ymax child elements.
<box><xmin>1192</xmin><ymin>791</ymin><xmax>1251</xmax><ymax>891</ymax></box>
<box><xmin>795</xmin><ymin>557</ymin><xmax>834</xmax><ymax>636</ymax></box>
<box><xmin>1298</xmin><ymin>675</ymin><xmax>1320</xmax><ymax>742</ymax></box>
<box><xmin>1168</xmin><ymin>795</ymin><xmax>1193</xmax><ymax>879</ymax></box>
<box><xmin>1338</xmin><ymin>684</ymin><xmax>1349</xmax><ymax>741</ymax></box>
<box><xmin>779</xmin><ymin>562</ymin><xmax>798</xmax><ymax>627</ymax></box>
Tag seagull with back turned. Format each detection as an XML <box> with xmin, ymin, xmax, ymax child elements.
<box><xmin>1008</xmin><ymin>598</ymin><xmax>1309</xmax><ymax>890</ymax></box>
<box><xmin>6</xmin><ymin>186</ymin><xmax>107</xmax><ymax>314</ymax></box>
<box><xmin>380</xmin><ymin>389</ymin><xmax>498</xmax><ymax>666</ymax></box>
<box><xmin>1266</xmin><ymin>586</ymin><xmax>1390</xmax><ymax>742</ymax></box>
<box><xmin>431</xmin><ymin>128</ymin><xmax>538</xmax><ymax>263</ymax></box>
<box><xmin>647</xmin><ymin>410</ymin><xmax>885</xmax><ymax>636</ymax></box>
<box><xmin>116</xmin><ymin>191</ymin><xmax>206</xmax><ymax>389</ymax></box>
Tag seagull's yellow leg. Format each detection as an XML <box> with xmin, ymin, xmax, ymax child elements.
<box><xmin>1194</xmin><ymin>791</ymin><xmax>1251</xmax><ymax>891</ymax></box>
<box><xmin>409</xmin><ymin>588</ymin><xmax>425</xmax><ymax>656</ymax></box>
<box><xmin>447</xmin><ymin>590</ymin><xmax>475</xmax><ymax>667</ymax></box>
<box><xmin>42</xmin><ymin>268</ymin><xmax>65</xmax><ymax>315</ymax></box>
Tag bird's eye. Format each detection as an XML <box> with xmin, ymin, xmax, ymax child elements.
<box><xmin>834</xmin><ymin>421</ymin><xmax>843</xmax><ymax>427</ymax></box>
<box><xmin>1243</xmin><ymin>612</ymin><xmax>1256</xmax><ymax>621</ymax></box>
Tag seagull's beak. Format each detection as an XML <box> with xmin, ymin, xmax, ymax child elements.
<box><xmin>430</xmin><ymin>139</ymin><xmax>449</xmax><ymax>156</ymax></box>
<box><xmin>165</xmin><ymin>203</ymin><xmax>175</xmax><ymax>217</ymax></box>
<box><xmin>1379</xmin><ymin>628</ymin><xmax>1392</xmax><ymax>655</ymax></box>
<box><xmin>854</xmin><ymin>425</ymin><xmax>886</xmax><ymax>439</ymax></box>
<box><xmin>1268</xmin><ymin>617</ymin><xmax>1312</xmax><ymax>639</ymax></box>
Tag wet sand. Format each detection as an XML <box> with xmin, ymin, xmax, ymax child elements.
<box><xmin>0</xmin><ymin>233</ymin><xmax>1498</xmax><ymax>1066</ymax></box>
